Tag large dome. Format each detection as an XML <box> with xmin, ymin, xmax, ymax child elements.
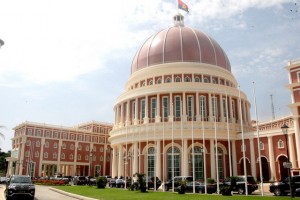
<box><xmin>131</xmin><ymin>14</ymin><xmax>231</xmax><ymax>74</ymax></box>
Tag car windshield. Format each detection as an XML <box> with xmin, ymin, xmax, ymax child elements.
<box><xmin>11</xmin><ymin>176</ymin><xmax>31</xmax><ymax>184</ymax></box>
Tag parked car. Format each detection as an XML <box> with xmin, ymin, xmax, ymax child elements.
<box><xmin>0</xmin><ymin>177</ymin><xmax>7</xmax><ymax>183</ymax></box>
<box><xmin>86</xmin><ymin>176</ymin><xmax>97</xmax><ymax>185</ymax></box>
<box><xmin>164</xmin><ymin>176</ymin><xmax>193</xmax><ymax>191</ymax></box>
<box><xmin>146</xmin><ymin>177</ymin><xmax>162</xmax><ymax>190</ymax></box>
<box><xmin>116</xmin><ymin>179</ymin><xmax>125</xmax><ymax>188</ymax></box>
<box><xmin>269</xmin><ymin>175</ymin><xmax>300</xmax><ymax>196</ymax></box>
<box><xmin>176</xmin><ymin>181</ymin><xmax>217</xmax><ymax>194</ymax></box>
<box><xmin>73</xmin><ymin>176</ymin><xmax>87</xmax><ymax>185</ymax></box>
<box><xmin>295</xmin><ymin>187</ymin><xmax>300</xmax><ymax>197</ymax></box>
<box><xmin>5</xmin><ymin>175</ymin><xmax>35</xmax><ymax>200</ymax></box>
<box><xmin>109</xmin><ymin>178</ymin><xmax>116</xmax><ymax>187</ymax></box>
<box><xmin>221</xmin><ymin>175</ymin><xmax>258</xmax><ymax>194</ymax></box>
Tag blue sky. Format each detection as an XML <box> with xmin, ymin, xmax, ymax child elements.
<box><xmin>0</xmin><ymin>0</ymin><xmax>299</xmax><ymax>152</ymax></box>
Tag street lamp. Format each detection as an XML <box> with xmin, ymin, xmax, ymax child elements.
<box><xmin>0</xmin><ymin>39</ymin><xmax>4</xmax><ymax>48</ymax></box>
<box><xmin>89</xmin><ymin>151</ymin><xmax>94</xmax><ymax>177</ymax></box>
<box><xmin>281</xmin><ymin>124</ymin><xmax>293</xmax><ymax>199</ymax></box>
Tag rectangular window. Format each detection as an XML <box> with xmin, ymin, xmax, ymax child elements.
<box><xmin>212</xmin><ymin>96</ymin><xmax>217</xmax><ymax>117</ymax></box>
<box><xmin>140</xmin><ymin>99</ymin><xmax>145</xmax><ymax>119</ymax></box>
<box><xmin>187</xmin><ymin>96</ymin><xmax>193</xmax><ymax>118</ymax></box>
<box><xmin>151</xmin><ymin>98</ymin><xmax>156</xmax><ymax>119</ymax></box>
<box><xmin>222</xmin><ymin>98</ymin><xmax>227</xmax><ymax>118</ymax></box>
<box><xmin>148</xmin><ymin>155</ymin><xmax>155</xmax><ymax>178</ymax></box>
<box><xmin>200</xmin><ymin>96</ymin><xmax>206</xmax><ymax>120</ymax></box>
<box><xmin>162</xmin><ymin>97</ymin><xmax>169</xmax><ymax>118</ymax></box>
<box><xmin>131</xmin><ymin>101</ymin><xmax>136</xmax><ymax>120</ymax></box>
<box><xmin>175</xmin><ymin>96</ymin><xmax>181</xmax><ymax>118</ymax></box>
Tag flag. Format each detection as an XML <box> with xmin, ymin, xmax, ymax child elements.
<box><xmin>178</xmin><ymin>0</ymin><xmax>189</xmax><ymax>13</ymax></box>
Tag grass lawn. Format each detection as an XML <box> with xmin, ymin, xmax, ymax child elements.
<box><xmin>54</xmin><ymin>186</ymin><xmax>292</xmax><ymax>200</ymax></box>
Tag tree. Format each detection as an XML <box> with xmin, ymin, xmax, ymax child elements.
<box><xmin>0</xmin><ymin>125</ymin><xmax>5</xmax><ymax>141</ymax></box>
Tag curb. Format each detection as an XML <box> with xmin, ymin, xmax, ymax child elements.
<box><xmin>50</xmin><ymin>187</ymin><xmax>98</xmax><ymax>200</ymax></box>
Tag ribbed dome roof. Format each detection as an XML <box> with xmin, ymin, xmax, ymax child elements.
<box><xmin>131</xmin><ymin>14</ymin><xmax>231</xmax><ymax>74</ymax></box>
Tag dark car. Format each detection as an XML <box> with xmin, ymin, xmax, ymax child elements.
<box><xmin>176</xmin><ymin>181</ymin><xmax>217</xmax><ymax>194</ymax></box>
<box><xmin>221</xmin><ymin>175</ymin><xmax>258</xmax><ymax>194</ymax></box>
<box><xmin>147</xmin><ymin>177</ymin><xmax>162</xmax><ymax>190</ymax></box>
<box><xmin>5</xmin><ymin>175</ymin><xmax>35</xmax><ymax>200</ymax></box>
<box><xmin>164</xmin><ymin>176</ymin><xmax>193</xmax><ymax>191</ymax></box>
<box><xmin>269</xmin><ymin>175</ymin><xmax>300</xmax><ymax>196</ymax></box>
<box><xmin>86</xmin><ymin>176</ymin><xmax>96</xmax><ymax>185</ymax></box>
<box><xmin>73</xmin><ymin>176</ymin><xmax>87</xmax><ymax>185</ymax></box>
<box><xmin>109</xmin><ymin>178</ymin><xmax>116</xmax><ymax>187</ymax></box>
<box><xmin>116</xmin><ymin>179</ymin><xmax>125</xmax><ymax>188</ymax></box>
<box><xmin>295</xmin><ymin>188</ymin><xmax>300</xmax><ymax>197</ymax></box>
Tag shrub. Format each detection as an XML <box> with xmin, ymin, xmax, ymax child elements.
<box><xmin>207</xmin><ymin>178</ymin><xmax>215</xmax><ymax>184</ymax></box>
<box><xmin>96</xmin><ymin>176</ymin><xmax>107</xmax><ymax>189</ymax></box>
<box><xmin>133</xmin><ymin>173</ymin><xmax>146</xmax><ymax>192</ymax></box>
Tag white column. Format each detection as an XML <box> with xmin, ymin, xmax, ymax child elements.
<box><xmin>183</xmin><ymin>139</ymin><xmax>189</xmax><ymax>176</ymax></box>
<box><xmin>242</xmin><ymin>100</ymin><xmax>246</xmax><ymax>123</ymax></box>
<box><xmin>116</xmin><ymin>106</ymin><xmax>120</xmax><ymax>125</ymax></box>
<box><xmin>208</xmin><ymin>93</ymin><xmax>213</xmax><ymax>122</ymax></box>
<box><xmin>19</xmin><ymin>142</ymin><xmax>25</xmax><ymax>175</ymax></box>
<box><xmin>293</xmin><ymin>117</ymin><xmax>300</xmax><ymax>168</ymax></box>
<box><xmin>288</xmin><ymin>133</ymin><xmax>296</xmax><ymax>168</ymax></box>
<box><xmin>220</xmin><ymin>94</ymin><xmax>224</xmax><ymax>122</ymax></box>
<box><xmin>268</xmin><ymin>136</ymin><xmax>276</xmax><ymax>181</ymax></box>
<box><xmin>39</xmin><ymin>138</ymin><xmax>45</xmax><ymax>176</ymax></box>
<box><xmin>182</xmin><ymin>92</ymin><xmax>187</xmax><ymax>121</ymax></box>
<box><xmin>231</xmin><ymin>140</ymin><xmax>237</xmax><ymax>176</ymax></box>
<box><xmin>118</xmin><ymin>145</ymin><xmax>123</xmax><ymax>177</ymax></box>
<box><xmin>229</xmin><ymin>96</ymin><xmax>234</xmax><ymax>123</ymax></box>
<box><xmin>120</xmin><ymin>103</ymin><xmax>124</xmax><ymax>126</ymax></box>
<box><xmin>144</xmin><ymin>96</ymin><xmax>149</xmax><ymax>124</ymax></box>
<box><xmin>112</xmin><ymin>146</ymin><xmax>117</xmax><ymax>178</ymax></box>
<box><xmin>134</xmin><ymin>98</ymin><xmax>139</xmax><ymax>125</ymax></box>
<box><xmin>249</xmin><ymin>138</ymin><xmax>256</xmax><ymax>178</ymax></box>
<box><xmin>210</xmin><ymin>139</ymin><xmax>216</xmax><ymax>179</ymax></box>
<box><xmin>156</xmin><ymin>140</ymin><xmax>161</xmax><ymax>180</ymax></box>
<box><xmin>156</xmin><ymin>94</ymin><xmax>161</xmax><ymax>122</ymax></box>
<box><xmin>169</xmin><ymin>93</ymin><xmax>173</xmax><ymax>122</ymax></box>
<box><xmin>133</xmin><ymin>142</ymin><xmax>138</xmax><ymax>175</ymax></box>
<box><xmin>196</xmin><ymin>92</ymin><xmax>200</xmax><ymax>120</ymax></box>
<box><xmin>126</xmin><ymin>100</ymin><xmax>130</xmax><ymax>126</ymax></box>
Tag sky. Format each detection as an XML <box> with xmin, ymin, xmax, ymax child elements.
<box><xmin>0</xmin><ymin>0</ymin><xmax>299</xmax><ymax>152</ymax></box>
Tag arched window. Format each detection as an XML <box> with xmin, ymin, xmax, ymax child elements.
<box><xmin>231</xmin><ymin>100</ymin><xmax>236</xmax><ymax>119</ymax></box>
<box><xmin>175</xmin><ymin>76</ymin><xmax>181</xmax><ymax>82</ymax></box>
<box><xmin>212</xmin><ymin>96</ymin><xmax>218</xmax><ymax>118</ymax></box>
<box><xmin>216</xmin><ymin>147</ymin><xmax>224</xmax><ymax>180</ymax></box>
<box><xmin>185</xmin><ymin>76</ymin><xmax>191</xmax><ymax>82</ymax></box>
<box><xmin>187</xmin><ymin>96</ymin><xmax>194</xmax><ymax>120</ymax></box>
<box><xmin>25</xmin><ymin>151</ymin><xmax>30</xmax><ymax>157</ymax></box>
<box><xmin>45</xmin><ymin>141</ymin><xmax>49</xmax><ymax>148</ymax></box>
<box><xmin>147</xmin><ymin>147</ymin><xmax>156</xmax><ymax>178</ymax></box>
<box><xmin>70</xmin><ymin>144</ymin><xmax>74</xmax><ymax>150</ymax></box>
<box><xmin>194</xmin><ymin>77</ymin><xmax>200</xmax><ymax>82</ymax></box>
<box><xmin>165</xmin><ymin>77</ymin><xmax>171</xmax><ymax>83</ymax></box>
<box><xmin>78</xmin><ymin>154</ymin><xmax>81</xmax><ymax>160</ymax></box>
<box><xmin>44</xmin><ymin>152</ymin><xmax>48</xmax><ymax>159</ymax></box>
<box><xmin>167</xmin><ymin>146</ymin><xmax>180</xmax><ymax>179</ymax></box>
<box><xmin>53</xmin><ymin>153</ymin><xmax>57</xmax><ymax>159</ymax></box>
<box><xmin>212</xmin><ymin>78</ymin><xmax>217</xmax><ymax>84</ymax></box>
<box><xmin>86</xmin><ymin>145</ymin><xmax>90</xmax><ymax>151</ymax></box>
<box><xmin>70</xmin><ymin>154</ymin><xmax>74</xmax><ymax>160</ymax></box>
<box><xmin>156</xmin><ymin>78</ymin><xmax>162</xmax><ymax>84</ymax></box>
<box><xmin>26</xmin><ymin>140</ymin><xmax>31</xmax><ymax>146</ymax></box>
<box><xmin>204</xmin><ymin>77</ymin><xmax>209</xmax><ymax>83</ymax></box>
<box><xmin>100</xmin><ymin>156</ymin><xmax>103</xmax><ymax>161</ymax></box>
<box><xmin>85</xmin><ymin>155</ymin><xmax>89</xmax><ymax>161</ymax></box>
<box><xmin>36</xmin><ymin>141</ymin><xmax>40</xmax><ymax>147</ymax></box>
<box><xmin>62</xmin><ymin>143</ymin><xmax>66</xmax><ymax>149</ymax></box>
<box><xmin>35</xmin><ymin>151</ymin><xmax>39</xmax><ymax>158</ymax></box>
<box><xmin>149</xmin><ymin>80</ymin><xmax>153</xmax><ymax>85</ymax></box>
<box><xmin>61</xmin><ymin>153</ymin><xmax>65</xmax><ymax>159</ymax></box>
<box><xmin>190</xmin><ymin>147</ymin><xmax>203</xmax><ymax>180</ymax></box>
<box><xmin>100</xmin><ymin>147</ymin><xmax>104</xmax><ymax>152</ymax></box>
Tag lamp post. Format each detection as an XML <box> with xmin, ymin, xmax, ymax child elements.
<box><xmin>89</xmin><ymin>151</ymin><xmax>94</xmax><ymax>177</ymax></box>
<box><xmin>0</xmin><ymin>39</ymin><xmax>4</xmax><ymax>48</ymax></box>
<box><xmin>281</xmin><ymin>124</ymin><xmax>293</xmax><ymax>199</ymax></box>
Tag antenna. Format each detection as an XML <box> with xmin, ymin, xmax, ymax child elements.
<box><xmin>270</xmin><ymin>94</ymin><xmax>275</xmax><ymax>120</ymax></box>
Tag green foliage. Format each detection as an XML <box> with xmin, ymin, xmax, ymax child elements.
<box><xmin>176</xmin><ymin>181</ymin><xmax>186</xmax><ymax>194</ymax></box>
<box><xmin>207</xmin><ymin>178</ymin><xmax>215</xmax><ymax>184</ymax></box>
<box><xmin>96</xmin><ymin>176</ymin><xmax>107</xmax><ymax>189</ymax></box>
<box><xmin>133</xmin><ymin>173</ymin><xmax>146</xmax><ymax>192</ymax></box>
<box><xmin>0</xmin><ymin>150</ymin><xmax>10</xmax><ymax>176</ymax></box>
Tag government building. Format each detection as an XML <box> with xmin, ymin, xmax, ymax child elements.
<box><xmin>6</xmin><ymin>14</ymin><xmax>300</xmax><ymax>184</ymax></box>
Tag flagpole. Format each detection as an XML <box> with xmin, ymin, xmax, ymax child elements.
<box><xmin>146</xmin><ymin>108</ymin><xmax>149</xmax><ymax>189</ymax></box>
<box><xmin>225</xmin><ymin>91</ymin><xmax>232</xmax><ymax>177</ymax></box>
<box><xmin>214</xmin><ymin>93</ymin><xmax>220</xmax><ymax>194</ymax></box>
<box><xmin>201</xmin><ymin>100</ymin><xmax>207</xmax><ymax>194</ymax></box>
<box><xmin>180</xmin><ymin>101</ymin><xmax>184</xmax><ymax>179</ymax></box>
<box><xmin>238</xmin><ymin>86</ymin><xmax>248</xmax><ymax>195</ymax></box>
<box><xmin>162</xmin><ymin>105</ymin><xmax>165</xmax><ymax>192</ymax></box>
<box><xmin>171</xmin><ymin>103</ymin><xmax>175</xmax><ymax>192</ymax></box>
<box><xmin>125</xmin><ymin>124</ymin><xmax>128</xmax><ymax>189</ymax></box>
<box><xmin>253</xmin><ymin>82</ymin><xmax>264</xmax><ymax>196</ymax></box>
<box><xmin>192</xmin><ymin>111</ymin><xmax>195</xmax><ymax>193</ymax></box>
<box><xmin>139</xmin><ymin>113</ymin><xmax>141</xmax><ymax>174</ymax></box>
<box><xmin>154</xmin><ymin>109</ymin><xmax>157</xmax><ymax>191</ymax></box>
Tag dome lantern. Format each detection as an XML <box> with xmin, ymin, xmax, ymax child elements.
<box><xmin>173</xmin><ymin>14</ymin><xmax>184</xmax><ymax>27</ymax></box>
